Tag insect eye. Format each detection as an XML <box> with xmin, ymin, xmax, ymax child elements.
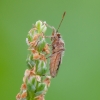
<box><xmin>57</xmin><ymin>33</ymin><xmax>61</xmax><ymax>38</ymax></box>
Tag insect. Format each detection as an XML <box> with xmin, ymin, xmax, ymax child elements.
<box><xmin>46</xmin><ymin>12</ymin><xmax>66</xmax><ymax>77</ymax></box>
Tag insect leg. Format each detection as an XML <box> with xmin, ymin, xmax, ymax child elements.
<box><xmin>47</xmin><ymin>43</ymin><xmax>52</xmax><ymax>46</ymax></box>
<box><xmin>41</xmin><ymin>21</ymin><xmax>56</xmax><ymax>33</ymax></box>
<box><xmin>44</xmin><ymin>36</ymin><xmax>53</xmax><ymax>38</ymax></box>
<box><xmin>46</xmin><ymin>55</ymin><xmax>52</xmax><ymax>59</ymax></box>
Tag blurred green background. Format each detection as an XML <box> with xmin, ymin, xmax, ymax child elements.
<box><xmin>0</xmin><ymin>0</ymin><xmax>100</xmax><ymax>100</ymax></box>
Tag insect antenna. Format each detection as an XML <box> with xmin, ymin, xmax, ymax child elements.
<box><xmin>56</xmin><ymin>11</ymin><xmax>66</xmax><ymax>32</ymax></box>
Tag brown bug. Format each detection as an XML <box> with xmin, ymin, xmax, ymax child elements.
<box><xmin>45</xmin><ymin>12</ymin><xmax>66</xmax><ymax>77</ymax></box>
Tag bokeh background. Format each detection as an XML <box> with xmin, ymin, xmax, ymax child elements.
<box><xmin>0</xmin><ymin>0</ymin><xmax>100</xmax><ymax>100</ymax></box>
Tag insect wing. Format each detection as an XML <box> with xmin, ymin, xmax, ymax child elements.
<box><xmin>50</xmin><ymin>50</ymin><xmax>63</xmax><ymax>77</ymax></box>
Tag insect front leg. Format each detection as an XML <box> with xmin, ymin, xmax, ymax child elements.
<box><xmin>40</xmin><ymin>20</ymin><xmax>56</xmax><ymax>31</ymax></box>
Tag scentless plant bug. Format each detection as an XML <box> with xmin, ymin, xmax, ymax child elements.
<box><xmin>44</xmin><ymin>12</ymin><xmax>66</xmax><ymax>77</ymax></box>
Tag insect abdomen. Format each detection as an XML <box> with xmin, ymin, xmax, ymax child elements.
<box><xmin>50</xmin><ymin>47</ymin><xmax>64</xmax><ymax>77</ymax></box>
